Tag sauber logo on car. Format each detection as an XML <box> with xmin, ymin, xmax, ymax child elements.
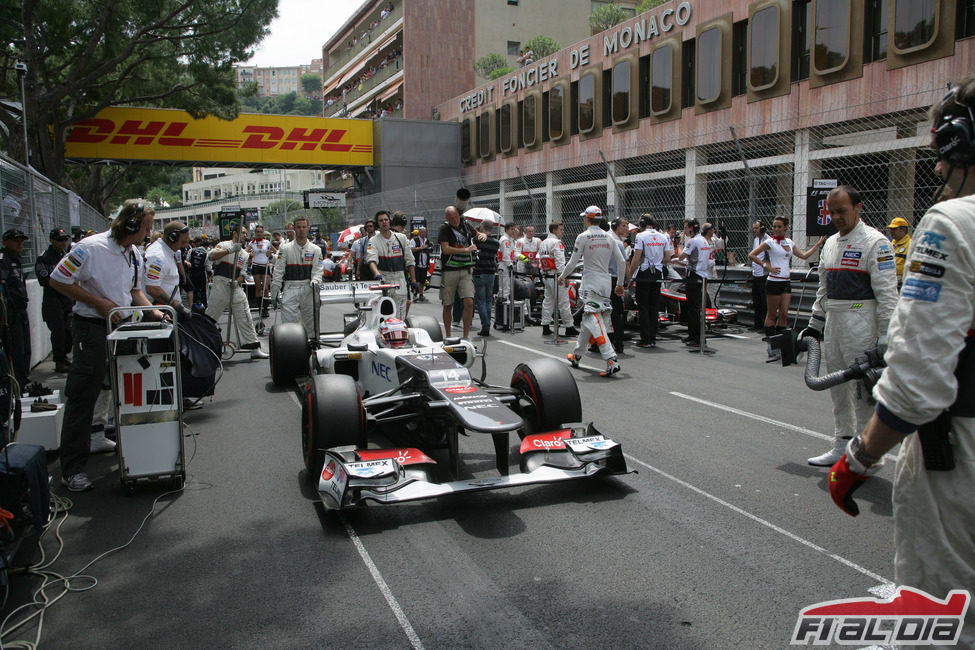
<box><xmin>791</xmin><ymin>587</ymin><xmax>971</xmax><ymax>646</ymax></box>
<box><xmin>64</xmin><ymin>107</ymin><xmax>374</xmax><ymax>166</ymax></box>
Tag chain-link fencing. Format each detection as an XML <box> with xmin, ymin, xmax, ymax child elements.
<box><xmin>0</xmin><ymin>153</ymin><xmax>107</xmax><ymax>269</ymax></box>
<box><xmin>449</xmin><ymin>83</ymin><xmax>942</xmax><ymax>265</ymax></box>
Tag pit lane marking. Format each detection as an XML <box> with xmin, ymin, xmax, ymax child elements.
<box><xmin>341</xmin><ymin>514</ymin><xmax>425</xmax><ymax>650</ymax></box>
<box><xmin>669</xmin><ymin>392</ymin><xmax>898</xmax><ymax>461</ymax></box>
<box><xmin>622</xmin><ymin>453</ymin><xmax>893</xmax><ymax>587</ymax></box>
<box><xmin>287</xmin><ymin>394</ymin><xmax>423</xmax><ymax>647</ymax></box>
<box><xmin>495</xmin><ymin>340</ymin><xmax>892</xmax><ymax>587</ymax></box>
<box><xmin>493</xmin><ymin>339</ymin><xmax>603</xmax><ymax>372</ymax></box>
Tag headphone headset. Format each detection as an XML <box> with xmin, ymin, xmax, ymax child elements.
<box><xmin>123</xmin><ymin>202</ymin><xmax>145</xmax><ymax>234</ymax></box>
<box><xmin>933</xmin><ymin>84</ymin><xmax>975</xmax><ymax>166</ymax></box>
<box><xmin>165</xmin><ymin>224</ymin><xmax>189</xmax><ymax>244</ymax></box>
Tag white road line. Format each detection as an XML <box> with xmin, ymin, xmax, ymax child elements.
<box><xmin>669</xmin><ymin>391</ymin><xmax>899</xmax><ymax>462</ymax></box>
<box><xmin>494</xmin><ymin>338</ymin><xmax>603</xmax><ymax>372</ymax></box>
<box><xmin>669</xmin><ymin>391</ymin><xmax>832</xmax><ymax>442</ymax></box>
<box><xmin>623</xmin><ymin>453</ymin><xmax>892</xmax><ymax>586</ymax></box>
<box><xmin>497</xmin><ymin>341</ymin><xmax>891</xmax><ymax>586</ymax></box>
<box><xmin>341</xmin><ymin>514</ymin><xmax>426</xmax><ymax>650</ymax></box>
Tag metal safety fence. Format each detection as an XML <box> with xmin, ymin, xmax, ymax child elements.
<box><xmin>0</xmin><ymin>153</ymin><xmax>107</xmax><ymax>269</ymax></box>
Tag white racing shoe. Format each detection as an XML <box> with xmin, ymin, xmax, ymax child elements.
<box><xmin>90</xmin><ymin>428</ymin><xmax>117</xmax><ymax>454</ymax></box>
<box><xmin>807</xmin><ymin>437</ymin><xmax>850</xmax><ymax>466</ymax></box>
<box><xmin>600</xmin><ymin>357</ymin><xmax>621</xmax><ymax>377</ymax></box>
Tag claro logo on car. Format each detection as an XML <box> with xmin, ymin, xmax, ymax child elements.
<box><xmin>64</xmin><ymin>106</ymin><xmax>374</xmax><ymax>167</ymax></box>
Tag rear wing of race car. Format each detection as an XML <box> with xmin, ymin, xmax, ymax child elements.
<box><xmin>318</xmin><ymin>280</ymin><xmax>404</xmax><ymax>305</ymax></box>
<box><xmin>317</xmin><ymin>423</ymin><xmax>629</xmax><ymax>510</ymax></box>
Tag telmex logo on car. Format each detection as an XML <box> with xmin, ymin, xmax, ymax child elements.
<box><xmin>64</xmin><ymin>107</ymin><xmax>374</xmax><ymax>166</ymax></box>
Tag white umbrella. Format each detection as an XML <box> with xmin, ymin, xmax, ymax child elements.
<box><xmin>463</xmin><ymin>207</ymin><xmax>502</xmax><ymax>226</ymax></box>
<box><xmin>337</xmin><ymin>224</ymin><xmax>363</xmax><ymax>245</ymax></box>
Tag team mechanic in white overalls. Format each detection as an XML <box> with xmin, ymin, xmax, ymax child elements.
<box><xmin>805</xmin><ymin>186</ymin><xmax>898</xmax><ymax>466</ymax></box>
<box><xmin>538</xmin><ymin>223</ymin><xmax>576</xmax><ymax>337</ymax></box>
<box><xmin>366</xmin><ymin>211</ymin><xmax>417</xmax><ymax>318</ymax></box>
<box><xmin>270</xmin><ymin>216</ymin><xmax>323</xmax><ymax>336</ymax></box>
<box><xmin>205</xmin><ymin>225</ymin><xmax>268</xmax><ymax>359</ymax></box>
<box><xmin>559</xmin><ymin>206</ymin><xmax>626</xmax><ymax>377</ymax></box>
<box><xmin>827</xmin><ymin>78</ymin><xmax>975</xmax><ymax>645</ymax></box>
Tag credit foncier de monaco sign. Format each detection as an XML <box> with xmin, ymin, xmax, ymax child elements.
<box><xmin>459</xmin><ymin>1</ymin><xmax>692</xmax><ymax>113</ymax></box>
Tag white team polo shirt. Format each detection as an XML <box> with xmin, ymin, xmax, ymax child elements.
<box><xmin>144</xmin><ymin>239</ymin><xmax>181</xmax><ymax>300</ymax></box>
<box><xmin>50</xmin><ymin>230</ymin><xmax>142</xmax><ymax>320</ymax></box>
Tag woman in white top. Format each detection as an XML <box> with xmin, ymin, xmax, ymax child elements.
<box><xmin>748</xmin><ymin>216</ymin><xmax>825</xmax><ymax>348</ymax></box>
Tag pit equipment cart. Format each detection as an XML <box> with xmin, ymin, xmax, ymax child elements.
<box><xmin>107</xmin><ymin>307</ymin><xmax>185</xmax><ymax>493</ymax></box>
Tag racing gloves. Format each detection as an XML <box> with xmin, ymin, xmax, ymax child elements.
<box><xmin>828</xmin><ymin>438</ymin><xmax>882</xmax><ymax>517</ymax></box>
<box><xmin>409</xmin><ymin>281</ymin><xmax>419</xmax><ymax>294</ymax></box>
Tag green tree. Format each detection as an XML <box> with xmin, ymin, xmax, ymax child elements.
<box><xmin>0</xmin><ymin>0</ymin><xmax>277</xmax><ymax>213</ymax></box>
<box><xmin>524</xmin><ymin>36</ymin><xmax>561</xmax><ymax>59</ymax></box>
<box><xmin>301</xmin><ymin>73</ymin><xmax>322</xmax><ymax>97</ymax></box>
<box><xmin>490</xmin><ymin>67</ymin><xmax>515</xmax><ymax>80</ymax></box>
<box><xmin>264</xmin><ymin>199</ymin><xmax>303</xmax><ymax>216</ymax></box>
<box><xmin>636</xmin><ymin>0</ymin><xmax>668</xmax><ymax>12</ymax></box>
<box><xmin>474</xmin><ymin>53</ymin><xmax>508</xmax><ymax>80</ymax></box>
<box><xmin>590</xmin><ymin>3</ymin><xmax>630</xmax><ymax>33</ymax></box>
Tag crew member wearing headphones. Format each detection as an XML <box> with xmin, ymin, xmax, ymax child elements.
<box><xmin>825</xmin><ymin>76</ymin><xmax>975</xmax><ymax>645</ymax></box>
<box><xmin>49</xmin><ymin>199</ymin><xmax>165</xmax><ymax>492</ymax></box>
<box><xmin>144</xmin><ymin>221</ymin><xmax>192</xmax><ymax>319</ymax></box>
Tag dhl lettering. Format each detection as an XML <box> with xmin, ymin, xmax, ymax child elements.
<box><xmin>241</xmin><ymin>126</ymin><xmax>284</xmax><ymax>149</ymax></box>
<box><xmin>111</xmin><ymin>120</ymin><xmax>166</xmax><ymax>145</ymax></box>
<box><xmin>64</xmin><ymin>107</ymin><xmax>373</xmax><ymax>165</ymax></box>
<box><xmin>66</xmin><ymin>119</ymin><xmax>115</xmax><ymax>143</ymax></box>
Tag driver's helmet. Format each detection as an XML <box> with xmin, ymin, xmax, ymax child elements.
<box><xmin>379</xmin><ymin>318</ymin><xmax>409</xmax><ymax>348</ymax></box>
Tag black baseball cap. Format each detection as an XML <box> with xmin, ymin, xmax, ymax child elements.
<box><xmin>50</xmin><ymin>228</ymin><xmax>70</xmax><ymax>240</ymax></box>
<box><xmin>2</xmin><ymin>229</ymin><xmax>28</xmax><ymax>241</ymax></box>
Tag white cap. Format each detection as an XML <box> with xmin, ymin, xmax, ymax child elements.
<box><xmin>581</xmin><ymin>205</ymin><xmax>602</xmax><ymax>218</ymax></box>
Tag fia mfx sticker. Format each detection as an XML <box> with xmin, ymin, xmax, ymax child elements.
<box><xmin>902</xmin><ymin>278</ymin><xmax>942</xmax><ymax>302</ymax></box>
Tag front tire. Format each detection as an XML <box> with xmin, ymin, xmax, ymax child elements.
<box><xmin>302</xmin><ymin>374</ymin><xmax>365</xmax><ymax>474</ymax></box>
<box><xmin>269</xmin><ymin>322</ymin><xmax>310</xmax><ymax>387</ymax></box>
<box><xmin>510</xmin><ymin>358</ymin><xmax>581</xmax><ymax>435</ymax></box>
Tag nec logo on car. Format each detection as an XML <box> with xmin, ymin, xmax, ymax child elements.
<box><xmin>372</xmin><ymin>361</ymin><xmax>392</xmax><ymax>381</ymax></box>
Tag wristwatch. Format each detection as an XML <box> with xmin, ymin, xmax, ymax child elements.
<box><xmin>849</xmin><ymin>435</ymin><xmax>882</xmax><ymax>468</ymax></box>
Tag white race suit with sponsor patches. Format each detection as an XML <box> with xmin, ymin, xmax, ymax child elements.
<box><xmin>271</xmin><ymin>240</ymin><xmax>324</xmax><ymax>335</ymax></box>
<box><xmin>809</xmin><ymin>220</ymin><xmax>898</xmax><ymax>441</ymax></box>
<box><xmin>205</xmin><ymin>241</ymin><xmax>259</xmax><ymax>347</ymax></box>
<box><xmin>873</xmin><ymin>194</ymin><xmax>975</xmax><ymax>646</ymax></box>
<box><xmin>560</xmin><ymin>225</ymin><xmax>625</xmax><ymax>361</ymax></box>
<box><xmin>538</xmin><ymin>235</ymin><xmax>572</xmax><ymax>327</ymax></box>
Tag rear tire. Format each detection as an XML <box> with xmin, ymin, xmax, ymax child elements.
<box><xmin>302</xmin><ymin>374</ymin><xmax>365</xmax><ymax>474</ymax></box>
<box><xmin>269</xmin><ymin>322</ymin><xmax>310</xmax><ymax>387</ymax></box>
<box><xmin>406</xmin><ymin>314</ymin><xmax>443</xmax><ymax>342</ymax></box>
<box><xmin>510</xmin><ymin>358</ymin><xmax>581</xmax><ymax>434</ymax></box>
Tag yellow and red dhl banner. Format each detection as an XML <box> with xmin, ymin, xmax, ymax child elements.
<box><xmin>64</xmin><ymin>106</ymin><xmax>374</xmax><ymax>166</ymax></box>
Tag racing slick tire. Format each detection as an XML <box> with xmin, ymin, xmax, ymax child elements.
<box><xmin>406</xmin><ymin>314</ymin><xmax>443</xmax><ymax>342</ymax></box>
<box><xmin>510</xmin><ymin>358</ymin><xmax>581</xmax><ymax>435</ymax></box>
<box><xmin>269</xmin><ymin>322</ymin><xmax>310</xmax><ymax>387</ymax></box>
<box><xmin>303</xmin><ymin>374</ymin><xmax>365</xmax><ymax>474</ymax></box>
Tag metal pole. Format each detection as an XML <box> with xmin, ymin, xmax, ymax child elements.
<box><xmin>17</xmin><ymin>63</ymin><xmax>39</xmax><ymax>249</ymax></box>
<box><xmin>599</xmin><ymin>151</ymin><xmax>623</xmax><ymax>217</ymax></box>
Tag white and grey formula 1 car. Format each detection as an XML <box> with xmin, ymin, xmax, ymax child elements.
<box><xmin>267</xmin><ymin>284</ymin><xmax>628</xmax><ymax>510</ymax></box>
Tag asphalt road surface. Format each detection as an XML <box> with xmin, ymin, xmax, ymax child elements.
<box><xmin>3</xmin><ymin>298</ymin><xmax>899</xmax><ymax>648</ymax></box>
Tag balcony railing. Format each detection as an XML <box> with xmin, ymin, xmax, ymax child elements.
<box><xmin>323</xmin><ymin>59</ymin><xmax>402</xmax><ymax>117</ymax></box>
<box><xmin>325</xmin><ymin>2</ymin><xmax>403</xmax><ymax>78</ymax></box>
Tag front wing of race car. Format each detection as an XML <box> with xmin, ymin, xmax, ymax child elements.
<box><xmin>317</xmin><ymin>423</ymin><xmax>629</xmax><ymax>509</ymax></box>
